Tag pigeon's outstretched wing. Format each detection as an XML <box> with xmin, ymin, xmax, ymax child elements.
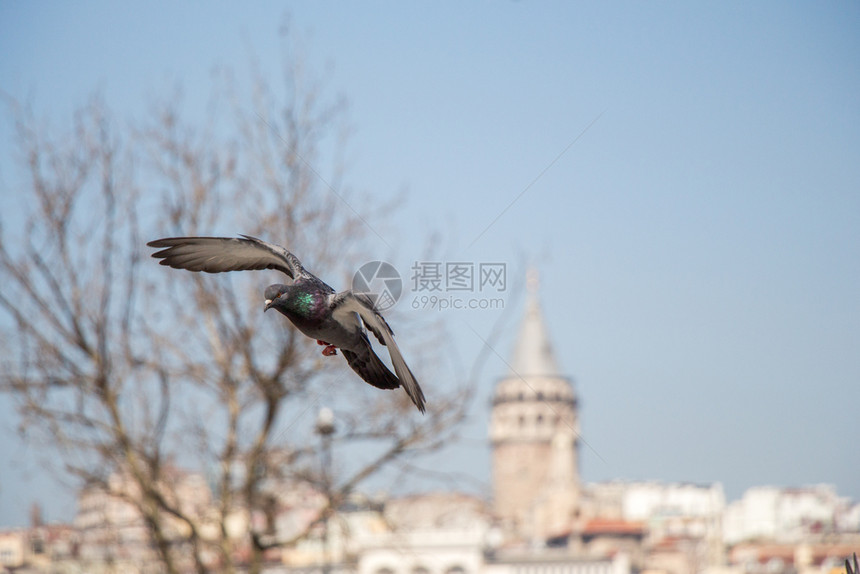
<box><xmin>147</xmin><ymin>235</ymin><xmax>305</xmax><ymax>279</ymax></box>
<box><xmin>331</xmin><ymin>292</ymin><xmax>426</xmax><ymax>413</ymax></box>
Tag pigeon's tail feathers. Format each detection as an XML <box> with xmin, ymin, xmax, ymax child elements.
<box><xmin>331</xmin><ymin>292</ymin><xmax>427</xmax><ymax>413</ymax></box>
<box><xmin>341</xmin><ymin>348</ymin><xmax>401</xmax><ymax>391</ymax></box>
<box><xmin>381</xmin><ymin>341</ymin><xmax>426</xmax><ymax>413</ymax></box>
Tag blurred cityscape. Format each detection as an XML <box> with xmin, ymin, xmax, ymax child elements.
<box><xmin>1</xmin><ymin>281</ymin><xmax>856</xmax><ymax>574</ymax></box>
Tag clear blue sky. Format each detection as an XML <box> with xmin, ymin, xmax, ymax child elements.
<box><xmin>1</xmin><ymin>2</ymin><xmax>859</xmax><ymax>527</ymax></box>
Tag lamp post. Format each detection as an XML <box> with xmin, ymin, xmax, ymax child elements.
<box><xmin>316</xmin><ymin>407</ymin><xmax>336</xmax><ymax>574</ymax></box>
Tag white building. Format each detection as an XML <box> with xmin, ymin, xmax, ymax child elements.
<box><xmin>621</xmin><ymin>482</ymin><xmax>725</xmax><ymax>523</ymax></box>
<box><xmin>357</xmin><ymin>493</ymin><xmax>489</xmax><ymax>574</ymax></box>
<box><xmin>723</xmin><ymin>484</ymin><xmax>859</xmax><ymax>544</ymax></box>
<box><xmin>354</xmin><ymin>492</ymin><xmax>630</xmax><ymax>574</ymax></box>
<box><xmin>582</xmin><ymin>481</ymin><xmax>726</xmax><ymax>572</ymax></box>
<box><xmin>0</xmin><ymin>529</ymin><xmax>27</xmax><ymax>570</ymax></box>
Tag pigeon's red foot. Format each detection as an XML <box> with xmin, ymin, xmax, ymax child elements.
<box><xmin>321</xmin><ymin>344</ymin><xmax>338</xmax><ymax>357</ymax></box>
<box><xmin>316</xmin><ymin>339</ymin><xmax>337</xmax><ymax>356</ymax></box>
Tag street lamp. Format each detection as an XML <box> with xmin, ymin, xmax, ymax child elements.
<box><xmin>316</xmin><ymin>407</ymin><xmax>336</xmax><ymax>574</ymax></box>
<box><xmin>316</xmin><ymin>407</ymin><xmax>336</xmax><ymax>437</ymax></box>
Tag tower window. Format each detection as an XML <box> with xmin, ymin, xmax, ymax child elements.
<box><xmin>518</xmin><ymin>415</ymin><xmax>525</xmax><ymax>427</ymax></box>
<box><xmin>536</xmin><ymin>414</ymin><xmax>544</xmax><ymax>425</ymax></box>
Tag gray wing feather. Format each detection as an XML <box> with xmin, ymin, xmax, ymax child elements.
<box><xmin>332</xmin><ymin>292</ymin><xmax>426</xmax><ymax>413</ymax></box>
<box><xmin>147</xmin><ymin>235</ymin><xmax>304</xmax><ymax>279</ymax></box>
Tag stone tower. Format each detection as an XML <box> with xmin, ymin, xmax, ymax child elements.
<box><xmin>490</xmin><ymin>271</ymin><xmax>580</xmax><ymax>540</ymax></box>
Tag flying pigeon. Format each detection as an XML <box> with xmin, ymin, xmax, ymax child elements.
<box><xmin>147</xmin><ymin>235</ymin><xmax>426</xmax><ymax>413</ymax></box>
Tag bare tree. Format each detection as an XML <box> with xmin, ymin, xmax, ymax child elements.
<box><xmin>0</xmin><ymin>52</ymin><xmax>471</xmax><ymax>574</ymax></box>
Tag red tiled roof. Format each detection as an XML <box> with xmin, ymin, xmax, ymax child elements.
<box><xmin>582</xmin><ymin>518</ymin><xmax>646</xmax><ymax>536</ymax></box>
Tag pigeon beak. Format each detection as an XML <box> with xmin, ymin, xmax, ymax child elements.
<box><xmin>264</xmin><ymin>299</ymin><xmax>273</xmax><ymax>312</ymax></box>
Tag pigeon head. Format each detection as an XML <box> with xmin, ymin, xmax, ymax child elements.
<box><xmin>264</xmin><ymin>284</ymin><xmax>290</xmax><ymax>312</ymax></box>
<box><xmin>264</xmin><ymin>283</ymin><xmax>324</xmax><ymax>320</ymax></box>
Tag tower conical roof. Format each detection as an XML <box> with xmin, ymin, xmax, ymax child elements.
<box><xmin>508</xmin><ymin>270</ymin><xmax>562</xmax><ymax>377</ymax></box>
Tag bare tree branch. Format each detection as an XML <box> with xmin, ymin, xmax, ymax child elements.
<box><xmin>0</xmin><ymin>46</ymin><xmax>476</xmax><ymax>574</ymax></box>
